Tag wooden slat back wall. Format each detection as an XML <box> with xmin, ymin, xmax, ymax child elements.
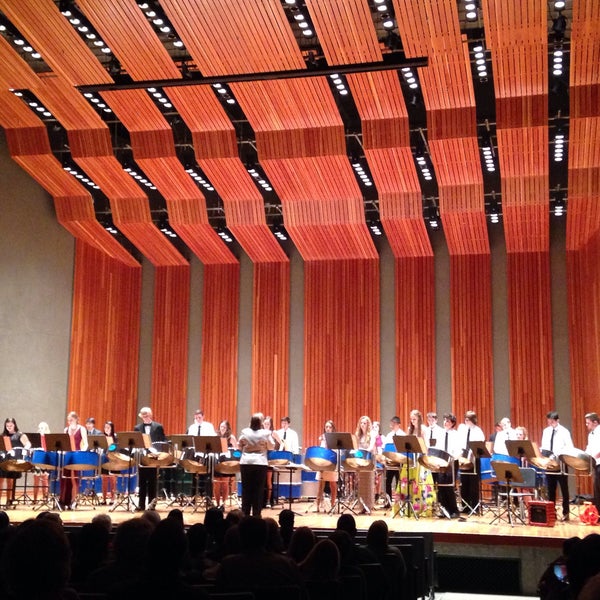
<box><xmin>251</xmin><ymin>262</ymin><xmax>290</xmax><ymax>421</ymax></box>
<box><xmin>483</xmin><ymin>0</ymin><xmax>553</xmax><ymax>433</ymax></box>
<box><xmin>304</xmin><ymin>259</ymin><xmax>380</xmax><ymax>445</ymax></box>
<box><xmin>566</xmin><ymin>0</ymin><xmax>600</xmax><ymax>460</ymax></box>
<box><xmin>400</xmin><ymin>0</ymin><xmax>492</xmax><ymax>430</ymax></box>
<box><xmin>68</xmin><ymin>240</ymin><xmax>141</xmax><ymax>430</ymax></box>
<box><xmin>396</xmin><ymin>256</ymin><xmax>436</xmax><ymax>414</ymax></box>
<box><xmin>151</xmin><ymin>266</ymin><xmax>190</xmax><ymax>434</ymax></box>
<box><xmin>201</xmin><ymin>264</ymin><xmax>240</xmax><ymax>434</ymax></box>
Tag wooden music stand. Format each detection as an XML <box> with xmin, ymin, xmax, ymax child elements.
<box><xmin>506</xmin><ymin>439</ymin><xmax>536</xmax><ymax>464</ymax></box>
<box><xmin>44</xmin><ymin>433</ymin><xmax>72</xmax><ymax>453</ymax></box>
<box><xmin>87</xmin><ymin>435</ymin><xmax>108</xmax><ymax>452</ymax></box>
<box><xmin>24</xmin><ymin>432</ymin><xmax>42</xmax><ymax>449</ymax></box>
<box><xmin>325</xmin><ymin>432</ymin><xmax>358</xmax><ymax>514</ymax></box>
<box><xmin>393</xmin><ymin>435</ymin><xmax>426</xmax><ymax>519</ymax></box>
<box><xmin>171</xmin><ymin>434</ymin><xmax>195</xmax><ymax>452</ymax></box>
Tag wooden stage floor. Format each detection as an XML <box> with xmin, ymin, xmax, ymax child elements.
<box><xmin>2</xmin><ymin>497</ymin><xmax>588</xmax><ymax>549</ymax></box>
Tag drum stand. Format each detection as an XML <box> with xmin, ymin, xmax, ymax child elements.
<box><xmin>329</xmin><ymin>451</ymin><xmax>358</xmax><ymax>515</ymax></box>
<box><xmin>192</xmin><ymin>454</ymin><xmax>217</xmax><ymax>513</ymax></box>
<box><xmin>490</xmin><ymin>462</ymin><xmax>525</xmax><ymax>526</ymax></box>
<box><xmin>33</xmin><ymin>454</ymin><xmax>64</xmax><ymax>513</ymax></box>
<box><xmin>110</xmin><ymin>448</ymin><xmax>138</xmax><ymax>513</ymax></box>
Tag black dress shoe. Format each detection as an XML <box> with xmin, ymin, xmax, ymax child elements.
<box><xmin>562</xmin><ymin>514</ymin><xmax>570</xmax><ymax>522</ymax></box>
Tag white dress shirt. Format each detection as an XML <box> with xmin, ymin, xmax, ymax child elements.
<box><xmin>586</xmin><ymin>427</ymin><xmax>600</xmax><ymax>464</ymax></box>
<box><xmin>424</xmin><ymin>424</ymin><xmax>445</xmax><ymax>448</ymax></box>
<box><xmin>276</xmin><ymin>427</ymin><xmax>300</xmax><ymax>454</ymax></box>
<box><xmin>187</xmin><ymin>420</ymin><xmax>216</xmax><ymax>436</ymax></box>
<box><xmin>541</xmin><ymin>423</ymin><xmax>573</xmax><ymax>456</ymax></box>
<box><xmin>493</xmin><ymin>427</ymin><xmax>516</xmax><ymax>456</ymax></box>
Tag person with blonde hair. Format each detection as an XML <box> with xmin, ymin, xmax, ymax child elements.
<box><xmin>355</xmin><ymin>415</ymin><xmax>376</xmax><ymax>513</ymax></box>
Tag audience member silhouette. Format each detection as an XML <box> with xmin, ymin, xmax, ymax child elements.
<box><xmin>300</xmin><ymin>538</ymin><xmax>341</xmax><ymax>582</ymax></box>
<box><xmin>287</xmin><ymin>525</ymin><xmax>317</xmax><ymax>563</ymax></box>
<box><xmin>278</xmin><ymin>508</ymin><xmax>295</xmax><ymax>549</ymax></box>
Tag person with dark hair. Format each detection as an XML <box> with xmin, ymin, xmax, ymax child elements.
<box><xmin>238</xmin><ymin>413</ymin><xmax>275</xmax><ymax>516</ymax></box>
<box><xmin>366</xmin><ymin>519</ymin><xmax>406</xmax><ymax>593</ymax></box>
<box><xmin>382</xmin><ymin>416</ymin><xmax>405</xmax><ymax>507</ymax></box>
<box><xmin>300</xmin><ymin>538</ymin><xmax>340</xmax><ymax>583</ymax></box>
<box><xmin>315</xmin><ymin>420</ymin><xmax>338</xmax><ymax>512</ymax></box>
<box><xmin>61</xmin><ymin>411</ymin><xmax>88</xmax><ymax>510</ymax></box>
<box><xmin>585</xmin><ymin>412</ymin><xmax>600</xmax><ymax>513</ymax></box>
<box><xmin>85</xmin><ymin>418</ymin><xmax>102</xmax><ymax>436</ymax></box>
<box><xmin>69</xmin><ymin>521</ymin><xmax>111</xmax><ymax>590</ymax></box>
<box><xmin>457</xmin><ymin>410</ymin><xmax>485</xmax><ymax>514</ymax></box>
<box><xmin>0</xmin><ymin>418</ymin><xmax>31</xmax><ymax>507</ymax></box>
<box><xmin>541</xmin><ymin>411</ymin><xmax>573</xmax><ymax>521</ymax></box>
<box><xmin>276</xmin><ymin>416</ymin><xmax>300</xmax><ymax>454</ymax></box>
<box><xmin>2</xmin><ymin>518</ymin><xmax>77</xmax><ymax>600</ymax></box>
<box><xmin>101</xmin><ymin>420</ymin><xmax>117</xmax><ymax>505</ymax></box>
<box><xmin>278</xmin><ymin>508</ymin><xmax>295</xmax><ymax>549</ymax></box>
<box><xmin>214</xmin><ymin>419</ymin><xmax>238</xmax><ymax>508</ymax></box>
<box><xmin>335</xmin><ymin>514</ymin><xmax>378</xmax><ymax>564</ymax></box>
<box><xmin>434</xmin><ymin>413</ymin><xmax>460</xmax><ymax>519</ymax></box>
<box><xmin>134</xmin><ymin>407</ymin><xmax>166</xmax><ymax>511</ymax></box>
<box><xmin>287</xmin><ymin>526</ymin><xmax>316</xmax><ymax>564</ymax></box>
<box><xmin>215</xmin><ymin>516</ymin><xmax>302</xmax><ymax>591</ymax></box>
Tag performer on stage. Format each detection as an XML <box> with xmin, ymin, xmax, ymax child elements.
<box><xmin>457</xmin><ymin>410</ymin><xmax>485</xmax><ymax>514</ymax></box>
<box><xmin>214</xmin><ymin>420</ymin><xmax>238</xmax><ymax>508</ymax></box>
<box><xmin>238</xmin><ymin>413</ymin><xmax>274</xmax><ymax>516</ymax></box>
<box><xmin>60</xmin><ymin>411</ymin><xmax>88</xmax><ymax>509</ymax></box>
<box><xmin>355</xmin><ymin>415</ymin><xmax>376</xmax><ymax>513</ymax></box>
<box><xmin>85</xmin><ymin>418</ymin><xmax>102</xmax><ymax>436</ymax></box>
<box><xmin>541</xmin><ymin>411</ymin><xmax>573</xmax><ymax>521</ymax></box>
<box><xmin>33</xmin><ymin>421</ymin><xmax>51</xmax><ymax>503</ymax></box>
<box><xmin>315</xmin><ymin>420</ymin><xmax>337</xmax><ymax>512</ymax></box>
<box><xmin>134</xmin><ymin>407</ymin><xmax>166</xmax><ymax>511</ymax></box>
<box><xmin>382</xmin><ymin>416</ymin><xmax>405</xmax><ymax>507</ymax></box>
<box><xmin>276</xmin><ymin>416</ymin><xmax>300</xmax><ymax>454</ymax></box>
<box><xmin>585</xmin><ymin>412</ymin><xmax>600</xmax><ymax>514</ymax></box>
<box><xmin>0</xmin><ymin>418</ymin><xmax>31</xmax><ymax>506</ymax></box>
<box><xmin>187</xmin><ymin>409</ymin><xmax>216</xmax><ymax>436</ymax></box>
<box><xmin>435</xmin><ymin>413</ymin><xmax>460</xmax><ymax>518</ymax></box>
<box><xmin>101</xmin><ymin>420</ymin><xmax>117</xmax><ymax>505</ymax></box>
<box><xmin>263</xmin><ymin>415</ymin><xmax>279</xmax><ymax>508</ymax></box>
<box><xmin>493</xmin><ymin>417</ymin><xmax>516</xmax><ymax>456</ymax></box>
<box><xmin>396</xmin><ymin>410</ymin><xmax>435</xmax><ymax>517</ymax></box>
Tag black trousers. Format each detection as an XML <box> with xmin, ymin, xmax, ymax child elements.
<box><xmin>385</xmin><ymin>467</ymin><xmax>400</xmax><ymax>499</ymax></box>
<box><xmin>547</xmin><ymin>471</ymin><xmax>570</xmax><ymax>515</ymax></box>
<box><xmin>595</xmin><ymin>465</ymin><xmax>600</xmax><ymax>512</ymax></box>
<box><xmin>460</xmin><ymin>471</ymin><xmax>480</xmax><ymax>510</ymax></box>
<box><xmin>437</xmin><ymin>465</ymin><xmax>458</xmax><ymax>515</ymax></box>
<box><xmin>138</xmin><ymin>467</ymin><xmax>158</xmax><ymax>510</ymax></box>
<box><xmin>240</xmin><ymin>464</ymin><xmax>267</xmax><ymax>517</ymax></box>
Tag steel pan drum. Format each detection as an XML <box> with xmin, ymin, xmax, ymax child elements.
<box><xmin>268</xmin><ymin>450</ymin><xmax>293</xmax><ymax>466</ymax></box>
<box><xmin>107</xmin><ymin>445</ymin><xmax>136</xmax><ymax>465</ymax></box>
<box><xmin>304</xmin><ymin>446</ymin><xmax>337</xmax><ymax>472</ymax></box>
<box><xmin>102</xmin><ymin>458</ymin><xmax>130</xmax><ymax>472</ymax></box>
<box><xmin>344</xmin><ymin>449</ymin><xmax>374</xmax><ymax>471</ymax></box>
<box><xmin>491</xmin><ymin>453</ymin><xmax>520</xmax><ymax>466</ymax></box>
<box><xmin>560</xmin><ymin>448</ymin><xmax>594</xmax><ymax>472</ymax></box>
<box><xmin>215</xmin><ymin>450</ymin><xmax>242</xmax><ymax>475</ymax></box>
<box><xmin>418</xmin><ymin>448</ymin><xmax>452</xmax><ymax>472</ymax></box>
<box><xmin>382</xmin><ymin>443</ymin><xmax>409</xmax><ymax>465</ymax></box>
<box><xmin>530</xmin><ymin>449</ymin><xmax>561</xmax><ymax>472</ymax></box>
<box><xmin>64</xmin><ymin>450</ymin><xmax>102</xmax><ymax>471</ymax></box>
<box><xmin>180</xmin><ymin>447</ymin><xmax>207</xmax><ymax>474</ymax></box>
<box><xmin>479</xmin><ymin>457</ymin><xmax>497</xmax><ymax>483</ymax></box>
<box><xmin>458</xmin><ymin>455</ymin><xmax>474</xmax><ymax>471</ymax></box>
<box><xmin>141</xmin><ymin>443</ymin><xmax>174</xmax><ymax>467</ymax></box>
<box><xmin>31</xmin><ymin>450</ymin><xmax>58</xmax><ymax>471</ymax></box>
<box><xmin>0</xmin><ymin>448</ymin><xmax>33</xmax><ymax>472</ymax></box>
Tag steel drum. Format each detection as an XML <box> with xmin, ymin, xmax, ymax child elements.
<box><xmin>491</xmin><ymin>453</ymin><xmax>520</xmax><ymax>466</ymax></box>
<box><xmin>382</xmin><ymin>442</ymin><xmax>410</xmax><ymax>465</ymax></box>
<box><xmin>268</xmin><ymin>450</ymin><xmax>293</xmax><ymax>466</ymax></box>
<box><xmin>64</xmin><ymin>450</ymin><xmax>103</xmax><ymax>471</ymax></box>
<box><xmin>141</xmin><ymin>442</ymin><xmax>174</xmax><ymax>467</ymax></box>
<box><xmin>0</xmin><ymin>448</ymin><xmax>33</xmax><ymax>472</ymax></box>
<box><xmin>180</xmin><ymin>447</ymin><xmax>207</xmax><ymax>474</ymax></box>
<box><xmin>31</xmin><ymin>450</ymin><xmax>58</xmax><ymax>471</ymax></box>
<box><xmin>458</xmin><ymin>453</ymin><xmax>474</xmax><ymax>471</ymax></box>
<box><xmin>418</xmin><ymin>447</ymin><xmax>452</xmax><ymax>472</ymax></box>
<box><xmin>215</xmin><ymin>450</ymin><xmax>242</xmax><ymax>475</ymax></box>
<box><xmin>479</xmin><ymin>457</ymin><xmax>497</xmax><ymax>483</ymax></box>
<box><xmin>530</xmin><ymin>449</ymin><xmax>561</xmax><ymax>472</ymax></box>
<box><xmin>304</xmin><ymin>446</ymin><xmax>337</xmax><ymax>472</ymax></box>
<box><xmin>343</xmin><ymin>449</ymin><xmax>374</xmax><ymax>471</ymax></box>
<box><xmin>560</xmin><ymin>448</ymin><xmax>594</xmax><ymax>472</ymax></box>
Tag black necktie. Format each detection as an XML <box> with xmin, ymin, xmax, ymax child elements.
<box><xmin>550</xmin><ymin>429</ymin><xmax>556</xmax><ymax>452</ymax></box>
<box><xmin>444</xmin><ymin>432</ymin><xmax>448</xmax><ymax>452</ymax></box>
<box><xmin>430</xmin><ymin>429</ymin><xmax>434</xmax><ymax>441</ymax></box>
<box><xmin>197</xmin><ymin>424</ymin><xmax>201</xmax><ymax>436</ymax></box>
<box><xmin>283</xmin><ymin>431</ymin><xmax>287</xmax><ymax>440</ymax></box>
<box><xmin>466</xmin><ymin>428</ymin><xmax>471</xmax><ymax>451</ymax></box>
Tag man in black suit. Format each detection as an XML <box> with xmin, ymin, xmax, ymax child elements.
<box><xmin>134</xmin><ymin>406</ymin><xmax>166</xmax><ymax>510</ymax></box>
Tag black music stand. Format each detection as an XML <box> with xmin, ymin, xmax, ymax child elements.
<box><xmin>40</xmin><ymin>434</ymin><xmax>72</xmax><ymax>512</ymax></box>
<box><xmin>506</xmin><ymin>440</ymin><xmax>536</xmax><ymax>466</ymax></box>
<box><xmin>110</xmin><ymin>431</ymin><xmax>146</xmax><ymax>513</ymax></box>
<box><xmin>24</xmin><ymin>433</ymin><xmax>42</xmax><ymax>449</ymax></box>
<box><xmin>167</xmin><ymin>435</ymin><xmax>197</xmax><ymax>508</ymax></box>
<box><xmin>393</xmin><ymin>435</ymin><xmax>426</xmax><ymax>519</ymax></box>
<box><xmin>490</xmin><ymin>461</ymin><xmax>525</xmax><ymax>526</ymax></box>
<box><xmin>463</xmin><ymin>440</ymin><xmax>491</xmax><ymax>516</ymax></box>
<box><xmin>325</xmin><ymin>432</ymin><xmax>358</xmax><ymax>515</ymax></box>
<box><xmin>192</xmin><ymin>435</ymin><xmax>225</xmax><ymax>512</ymax></box>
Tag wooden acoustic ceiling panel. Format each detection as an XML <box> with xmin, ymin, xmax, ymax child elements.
<box><xmin>77</xmin><ymin>0</ymin><xmax>182</xmax><ymax>81</ymax></box>
<box><xmin>162</xmin><ymin>0</ymin><xmax>305</xmax><ymax>76</ymax></box>
<box><xmin>0</xmin><ymin>35</ymin><xmax>41</xmax><ymax>91</ymax></box>
<box><xmin>166</xmin><ymin>85</ymin><xmax>288</xmax><ymax>263</ymax></box>
<box><xmin>0</xmin><ymin>0</ymin><xmax>112</xmax><ymax>85</ymax></box>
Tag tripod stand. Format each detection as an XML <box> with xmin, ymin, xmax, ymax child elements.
<box><xmin>191</xmin><ymin>435</ymin><xmax>226</xmax><ymax>513</ymax></box>
<box><xmin>325</xmin><ymin>432</ymin><xmax>359</xmax><ymax>515</ymax></box>
<box><xmin>110</xmin><ymin>432</ymin><xmax>144</xmax><ymax>513</ymax></box>
<box><xmin>462</xmin><ymin>440</ymin><xmax>491</xmax><ymax>517</ymax></box>
<box><xmin>393</xmin><ymin>435</ymin><xmax>426</xmax><ymax>520</ymax></box>
<box><xmin>490</xmin><ymin>461</ymin><xmax>525</xmax><ymax>526</ymax></box>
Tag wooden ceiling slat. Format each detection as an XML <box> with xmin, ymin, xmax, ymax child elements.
<box><xmin>76</xmin><ymin>0</ymin><xmax>181</xmax><ymax>81</ymax></box>
<box><xmin>162</xmin><ymin>0</ymin><xmax>304</xmax><ymax>76</ymax></box>
<box><xmin>0</xmin><ymin>0</ymin><xmax>112</xmax><ymax>85</ymax></box>
<box><xmin>0</xmin><ymin>35</ymin><xmax>41</xmax><ymax>90</ymax></box>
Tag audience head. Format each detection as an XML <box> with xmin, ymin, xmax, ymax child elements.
<box><xmin>300</xmin><ymin>538</ymin><xmax>340</xmax><ymax>582</ymax></box>
<box><xmin>366</xmin><ymin>520</ymin><xmax>389</xmax><ymax>551</ymax></box>
<box><xmin>238</xmin><ymin>516</ymin><xmax>268</xmax><ymax>553</ymax></box>
<box><xmin>278</xmin><ymin>508</ymin><xmax>295</xmax><ymax>528</ymax></box>
<box><xmin>336</xmin><ymin>513</ymin><xmax>357</xmax><ymax>539</ymax></box>
<box><xmin>287</xmin><ymin>526</ymin><xmax>316</xmax><ymax>563</ymax></box>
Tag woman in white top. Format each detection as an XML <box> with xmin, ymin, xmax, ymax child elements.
<box><xmin>238</xmin><ymin>413</ymin><xmax>274</xmax><ymax>517</ymax></box>
<box><xmin>355</xmin><ymin>415</ymin><xmax>376</xmax><ymax>513</ymax></box>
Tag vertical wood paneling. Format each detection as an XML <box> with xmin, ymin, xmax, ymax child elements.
<box><xmin>151</xmin><ymin>265</ymin><xmax>190</xmax><ymax>434</ymax></box>
<box><xmin>201</xmin><ymin>264</ymin><xmax>240</xmax><ymax>433</ymax></box>
<box><xmin>68</xmin><ymin>240</ymin><xmax>142</xmax><ymax>431</ymax></box>
<box><xmin>303</xmin><ymin>259</ymin><xmax>380</xmax><ymax>447</ymax></box>
<box><xmin>251</xmin><ymin>262</ymin><xmax>290</xmax><ymax>421</ymax></box>
<box><xmin>450</xmin><ymin>254</ymin><xmax>494</xmax><ymax>430</ymax></box>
